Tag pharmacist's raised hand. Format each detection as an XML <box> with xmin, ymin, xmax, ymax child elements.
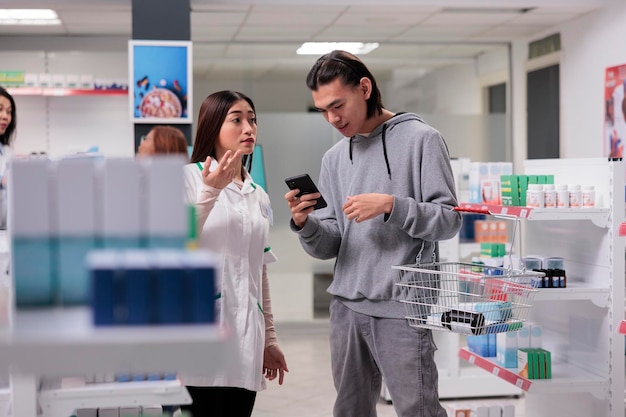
<box><xmin>201</xmin><ymin>150</ymin><xmax>243</xmax><ymax>189</ymax></box>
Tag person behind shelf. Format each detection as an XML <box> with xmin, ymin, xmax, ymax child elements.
<box><xmin>0</xmin><ymin>86</ymin><xmax>16</xmax><ymax>229</ymax></box>
<box><xmin>136</xmin><ymin>125</ymin><xmax>189</xmax><ymax>158</ymax></box>
<box><xmin>180</xmin><ymin>90</ymin><xmax>288</xmax><ymax>417</ymax></box>
<box><xmin>285</xmin><ymin>50</ymin><xmax>462</xmax><ymax>417</ymax></box>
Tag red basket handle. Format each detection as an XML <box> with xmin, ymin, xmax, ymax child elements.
<box><xmin>454</xmin><ymin>206</ymin><xmax>492</xmax><ymax>215</ymax></box>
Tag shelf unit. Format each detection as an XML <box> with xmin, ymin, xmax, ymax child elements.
<box><xmin>0</xmin><ymin>307</ymin><xmax>235</xmax><ymax>416</ymax></box>
<box><xmin>38</xmin><ymin>379</ymin><xmax>190</xmax><ymax>417</ymax></box>
<box><xmin>432</xmin><ymin>158</ymin><xmax>522</xmax><ymax>399</ymax></box>
<box><xmin>457</xmin><ymin>158</ymin><xmax>624</xmax><ymax>417</ymax></box>
<box><xmin>6</xmin><ymin>87</ymin><xmax>127</xmax><ymax>97</ymax></box>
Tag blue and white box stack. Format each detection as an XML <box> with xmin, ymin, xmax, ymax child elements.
<box><xmin>10</xmin><ymin>155</ymin><xmax>188</xmax><ymax>308</ymax></box>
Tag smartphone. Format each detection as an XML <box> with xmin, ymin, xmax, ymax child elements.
<box><xmin>285</xmin><ymin>173</ymin><xmax>327</xmax><ymax>210</ymax></box>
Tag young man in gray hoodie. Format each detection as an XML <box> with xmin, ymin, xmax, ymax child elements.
<box><xmin>285</xmin><ymin>50</ymin><xmax>462</xmax><ymax>417</ymax></box>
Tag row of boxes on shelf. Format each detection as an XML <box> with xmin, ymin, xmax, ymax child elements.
<box><xmin>458</xmin><ymin>213</ymin><xmax>487</xmax><ymax>242</ymax></box>
<box><xmin>521</xmin><ymin>256</ymin><xmax>567</xmax><ymax>288</ymax></box>
<box><xmin>473</xmin><ymin>220</ymin><xmax>508</xmax><ymax>243</ymax></box>
<box><xmin>518</xmin><ymin>348</ymin><xmax>552</xmax><ymax>380</ymax></box>
<box><xmin>5</xmin><ymin>72</ymin><xmax>128</xmax><ymax>90</ymax></box>
<box><xmin>9</xmin><ymin>155</ymin><xmax>189</xmax><ymax>307</ymax></box>
<box><xmin>75</xmin><ymin>406</ymin><xmax>174</xmax><ymax>417</ymax></box>
<box><xmin>469</xmin><ymin>162</ymin><xmax>513</xmax><ymax>205</ymax></box>
<box><xmin>500</xmin><ymin>174</ymin><xmax>554</xmax><ymax>206</ymax></box>
<box><xmin>88</xmin><ymin>249</ymin><xmax>217</xmax><ymax>326</ymax></box>
<box><xmin>445</xmin><ymin>402</ymin><xmax>515</xmax><ymax>417</ymax></box>
<box><xmin>469</xmin><ymin>160</ymin><xmax>600</xmax><ymax>208</ymax></box>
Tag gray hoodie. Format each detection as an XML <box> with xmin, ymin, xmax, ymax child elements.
<box><xmin>294</xmin><ymin>112</ymin><xmax>462</xmax><ymax>319</ymax></box>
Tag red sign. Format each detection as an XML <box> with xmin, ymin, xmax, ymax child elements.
<box><xmin>604</xmin><ymin>63</ymin><xmax>626</xmax><ymax>158</ymax></box>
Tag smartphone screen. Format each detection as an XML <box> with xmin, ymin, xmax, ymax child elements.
<box><xmin>285</xmin><ymin>173</ymin><xmax>327</xmax><ymax>210</ymax></box>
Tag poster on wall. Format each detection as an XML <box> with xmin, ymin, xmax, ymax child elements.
<box><xmin>604</xmin><ymin>63</ymin><xmax>626</xmax><ymax>158</ymax></box>
<box><xmin>128</xmin><ymin>40</ymin><xmax>192</xmax><ymax>124</ymax></box>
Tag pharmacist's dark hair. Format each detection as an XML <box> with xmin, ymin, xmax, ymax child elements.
<box><xmin>305</xmin><ymin>50</ymin><xmax>383</xmax><ymax>119</ymax></box>
<box><xmin>190</xmin><ymin>90</ymin><xmax>255</xmax><ymax>173</ymax></box>
<box><xmin>0</xmin><ymin>86</ymin><xmax>16</xmax><ymax>146</ymax></box>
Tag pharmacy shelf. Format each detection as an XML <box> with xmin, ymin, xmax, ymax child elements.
<box><xmin>6</xmin><ymin>87</ymin><xmax>127</xmax><ymax>97</ymax></box>
<box><xmin>0</xmin><ymin>307</ymin><xmax>234</xmax><ymax>376</ymax></box>
<box><xmin>534</xmin><ymin>285</ymin><xmax>610</xmax><ymax>308</ymax></box>
<box><xmin>458</xmin><ymin>348</ymin><xmax>608</xmax><ymax>398</ymax></box>
<box><xmin>456</xmin><ymin>203</ymin><xmax>610</xmax><ymax>228</ymax></box>
<box><xmin>38</xmin><ymin>379</ymin><xmax>190</xmax><ymax>417</ymax></box>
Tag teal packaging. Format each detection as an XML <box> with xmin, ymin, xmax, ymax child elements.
<box><xmin>496</xmin><ymin>331</ymin><xmax>518</xmax><ymax>368</ymax></box>
<box><xmin>55</xmin><ymin>158</ymin><xmax>97</xmax><ymax>305</ymax></box>
<box><xmin>9</xmin><ymin>157</ymin><xmax>55</xmax><ymax>306</ymax></box>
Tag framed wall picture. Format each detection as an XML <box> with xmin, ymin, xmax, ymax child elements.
<box><xmin>128</xmin><ymin>40</ymin><xmax>192</xmax><ymax>124</ymax></box>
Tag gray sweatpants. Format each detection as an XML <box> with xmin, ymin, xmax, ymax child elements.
<box><xmin>329</xmin><ymin>298</ymin><xmax>447</xmax><ymax>417</ymax></box>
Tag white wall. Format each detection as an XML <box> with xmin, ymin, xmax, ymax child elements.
<box><xmin>506</xmin><ymin>0</ymin><xmax>626</xmax><ymax>171</ymax></box>
<box><xmin>558</xmin><ymin>0</ymin><xmax>626</xmax><ymax>158</ymax></box>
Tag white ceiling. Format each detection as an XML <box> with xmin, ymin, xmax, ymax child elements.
<box><xmin>0</xmin><ymin>0</ymin><xmax>607</xmax><ymax>81</ymax></box>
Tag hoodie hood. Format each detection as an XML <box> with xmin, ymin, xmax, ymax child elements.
<box><xmin>349</xmin><ymin>112</ymin><xmax>427</xmax><ymax>180</ymax></box>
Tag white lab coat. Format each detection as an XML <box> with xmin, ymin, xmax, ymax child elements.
<box><xmin>0</xmin><ymin>144</ymin><xmax>13</xmax><ymax>229</ymax></box>
<box><xmin>181</xmin><ymin>160</ymin><xmax>277</xmax><ymax>392</ymax></box>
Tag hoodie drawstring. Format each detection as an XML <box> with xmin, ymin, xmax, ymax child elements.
<box><xmin>348</xmin><ymin>124</ymin><xmax>392</xmax><ymax>180</ymax></box>
<box><xmin>381</xmin><ymin>125</ymin><xmax>391</xmax><ymax>179</ymax></box>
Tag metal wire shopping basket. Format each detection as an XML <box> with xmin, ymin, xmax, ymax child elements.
<box><xmin>394</xmin><ymin>206</ymin><xmax>543</xmax><ymax>335</ymax></box>
<box><xmin>394</xmin><ymin>262</ymin><xmax>542</xmax><ymax>335</ymax></box>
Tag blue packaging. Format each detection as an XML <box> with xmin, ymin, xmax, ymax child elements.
<box><xmin>87</xmin><ymin>250</ymin><xmax>119</xmax><ymax>326</ymax></box>
<box><xmin>152</xmin><ymin>250</ymin><xmax>184</xmax><ymax>324</ymax></box>
<box><xmin>183</xmin><ymin>251</ymin><xmax>218</xmax><ymax>323</ymax></box>
<box><xmin>123</xmin><ymin>250</ymin><xmax>151</xmax><ymax>325</ymax></box>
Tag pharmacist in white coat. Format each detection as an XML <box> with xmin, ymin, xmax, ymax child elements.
<box><xmin>0</xmin><ymin>87</ymin><xmax>16</xmax><ymax>229</ymax></box>
<box><xmin>181</xmin><ymin>90</ymin><xmax>288</xmax><ymax>417</ymax></box>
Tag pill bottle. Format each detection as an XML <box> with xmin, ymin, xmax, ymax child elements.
<box><xmin>582</xmin><ymin>185</ymin><xmax>595</xmax><ymax>208</ymax></box>
<box><xmin>568</xmin><ymin>184</ymin><xmax>582</xmax><ymax>208</ymax></box>
<box><xmin>526</xmin><ymin>184</ymin><xmax>544</xmax><ymax>208</ymax></box>
<box><xmin>543</xmin><ymin>184</ymin><xmax>556</xmax><ymax>208</ymax></box>
<box><xmin>555</xmin><ymin>184</ymin><xmax>569</xmax><ymax>208</ymax></box>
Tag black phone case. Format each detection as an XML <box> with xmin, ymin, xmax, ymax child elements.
<box><xmin>285</xmin><ymin>174</ymin><xmax>328</xmax><ymax>210</ymax></box>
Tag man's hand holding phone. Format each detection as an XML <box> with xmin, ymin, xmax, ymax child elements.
<box><xmin>284</xmin><ymin>173</ymin><xmax>326</xmax><ymax>228</ymax></box>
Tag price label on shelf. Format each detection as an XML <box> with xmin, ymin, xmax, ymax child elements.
<box><xmin>519</xmin><ymin>209</ymin><xmax>528</xmax><ymax>218</ymax></box>
<box><xmin>492</xmin><ymin>367</ymin><xmax>500</xmax><ymax>376</ymax></box>
<box><xmin>515</xmin><ymin>378</ymin><xmax>524</xmax><ymax>388</ymax></box>
<box><xmin>468</xmin><ymin>355</ymin><xmax>476</xmax><ymax>364</ymax></box>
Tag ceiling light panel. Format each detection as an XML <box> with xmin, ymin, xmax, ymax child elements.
<box><xmin>0</xmin><ymin>8</ymin><xmax>60</xmax><ymax>25</ymax></box>
<box><xmin>297</xmin><ymin>42</ymin><xmax>379</xmax><ymax>55</ymax></box>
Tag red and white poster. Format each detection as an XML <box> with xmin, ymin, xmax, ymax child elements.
<box><xmin>604</xmin><ymin>63</ymin><xmax>626</xmax><ymax>158</ymax></box>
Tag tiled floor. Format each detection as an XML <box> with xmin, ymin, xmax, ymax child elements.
<box><xmin>252</xmin><ymin>320</ymin><xmax>524</xmax><ymax>417</ymax></box>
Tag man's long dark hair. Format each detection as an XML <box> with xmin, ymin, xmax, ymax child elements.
<box><xmin>305</xmin><ymin>50</ymin><xmax>383</xmax><ymax>119</ymax></box>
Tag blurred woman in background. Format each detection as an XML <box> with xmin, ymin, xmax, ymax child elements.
<box><xmin>137</xmin><ymin>125</ymin><xmax>189</xmax><ymax>158</ymax></box>
<box><xmin>0</xmin><ymin>86</ymin><xmax>17</xmax><ymax>229</ymax></box>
